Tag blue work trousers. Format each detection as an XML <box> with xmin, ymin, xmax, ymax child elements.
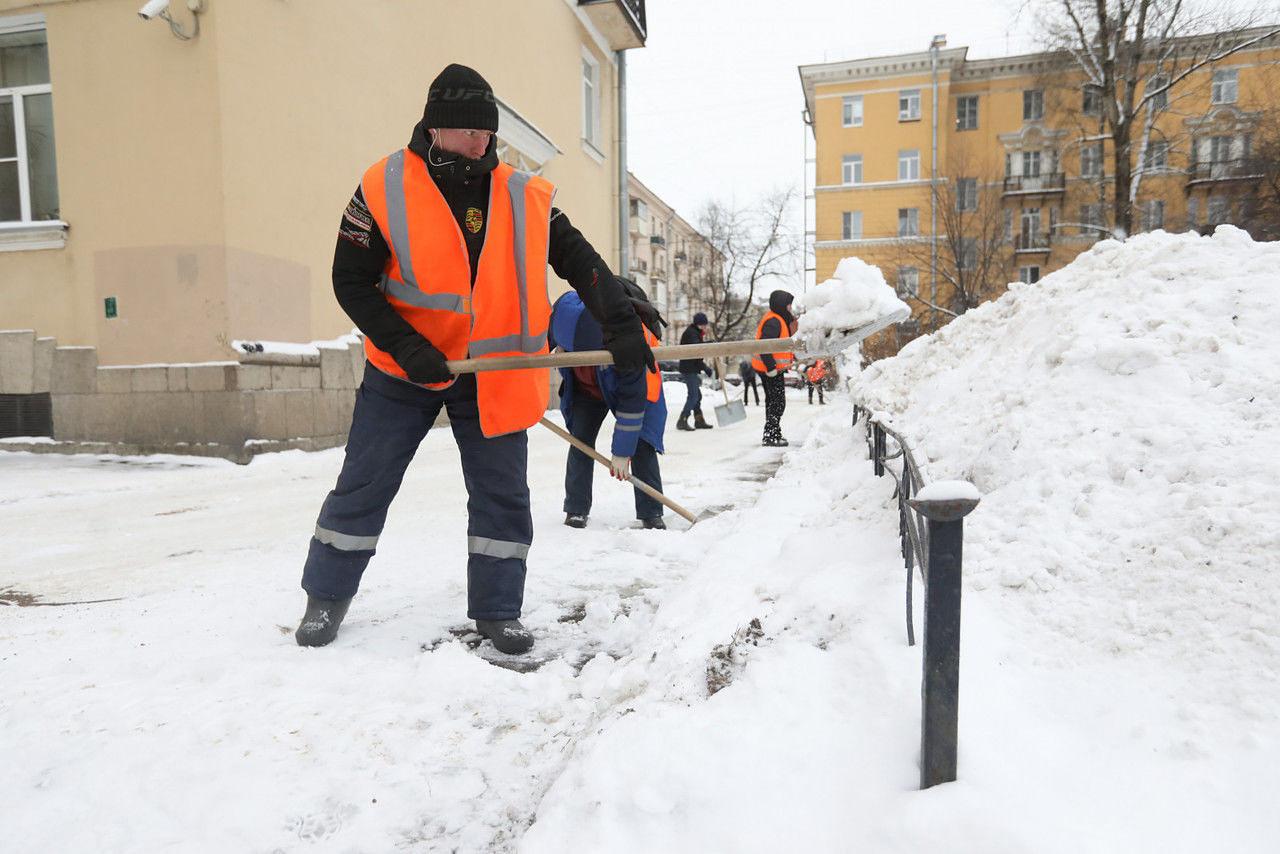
<box><xmin>301</xmin><ymin>364</ymin><xmax>531</xmax><ymax>620</ymax></box>
<box><xmin>680</xmin><ymin>372</ymin><xmax>703</xmax><ymax>418</ymax></box>
<box><xmin>563</xmin><ymin>395</ymin><xmax>663</xmax><ymax>521</ymax></box>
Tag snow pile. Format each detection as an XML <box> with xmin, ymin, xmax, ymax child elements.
<box><xmin>231</xmin><ymin>330</ymin><xmax>361</xmax><ymax>358</ymax></box>
<box><xmin>851</xmin><ymin>226</ymin><xmax>1280</xmax><ymax>709</ymax></box>
<box><xmin>794</xmin><ymin>256</ymin><xmax>910</xmax><ymax>338</ymax></box>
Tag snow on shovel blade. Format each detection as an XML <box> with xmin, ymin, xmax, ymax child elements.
<box><xmin>793</xmin><ymin>306</ymin><xmax>911</xmax><ymax>358</ymax></box>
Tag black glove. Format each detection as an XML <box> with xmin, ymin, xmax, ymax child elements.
<box><xmin>603</xmin><ymin>321</ymin><xmax>656</xmax><ymax>373</ymax></box>
<box><xmin>395</xmin><ymin>338</ymin><xmax>453</xmax><ymax>384</ymax></box>
<box><xmin>628</xmin><ymin>296</ymin><xmax>667</xmax><ymax>339</ymax></box>
<box><xmin>702</xmin><ymin>363</ymin><xmax>714</xmax><ymax>377</ymax></box>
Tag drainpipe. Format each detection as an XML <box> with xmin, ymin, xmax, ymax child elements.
<box><xmin>618</xmin><ymin>50</ymin><xmax>629</xmax><ymax>278</ymax></box>
<box><xmin>929</xmin><ymin>35</ymin><xmax>946</xmax><ymax>315</ymax></box>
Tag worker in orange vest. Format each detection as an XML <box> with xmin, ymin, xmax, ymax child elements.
<box><xmin>751</xmin><ymin>289</ymin><xmax>797</xmax><ymax>446</ymax></box>
<box><xmin>295</xmin><ymin>65</ymin><xmax>654</xmax><ymax>655</ymax></box>
<box><xmin>806</xmin><ymin>359</ymin><xmax>827</xmax><ymax>405</ymax></box>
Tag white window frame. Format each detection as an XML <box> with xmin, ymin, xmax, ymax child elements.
<box><xmin>842</xmin><ymin>95</ymin><xmax>863</xmax><ymax>127</ymax></box>
<box><xmin>1022</xmin><ymin>150</ymin><xmax>1042</xmax><ymax>178</ymax></box>
<box><xmin>1080</xmin><ymin>142</ymin><xmax>1103</xmax><ymax>178</ymax></box>
<box><xmin>841</xmin><ymin>153</ymin><xmax>863</xmax><ymax>185</ymax></box>
<box><xmin>956</xmin><ymin>177</ymin><xmax>977</xmax><ymax>212</ymax></box>
<box><xmin>1019</xmin><ymin>265</ymin><xmax>1040</xmax><ymax>284</ymax></box>
<box><xmin>841</xmin><ymin>210</ymin><xmax>862</xmax><ymax>240</ymax></box>
<box><xmin>956</xmin><ymin>95</ymin><xmax>978</xmax><ymax>130</ymax></box>
<box><xmin>898</xmin><ymin>149</ymin><xmax>920</xmax><ymax>181</ymax></box>
<box><xmin>580</xmin><ymin>48</ymin><xmax>602</xmax><ymax>153</ymax></box>
<box><xmin>898</xmin><ymin>207</ymin><xmax>919</xmax><ymax>237</ymax></box>
<box><xmin>1144</xmin><ymin>140</ymin><xmax>1168</xmax><ymax>170</ymax></box>
<box><xmin>1148</xmin><ymin>75</ymin><xmax>1168</xmax><ymax>111</ymax></box>
<box><xmin>1207</xmin><ymin>195</ymin><xmax>1229</xmax><ymax>225</ymax></box>
<box><xmin>896</xmin><ymin>267</ymin><xmax>919</xmax><ymax>298</ymax></box>
<box><xmin>1141</xmin><ymin>199</ymin><xmax>1165</xmax><ymax>231</ymax></box>
<box><xmin>1211</xmin><ymin>68</ymin><xmax>1238</xmax><ymax>105</ymax></box>
<box><xmin>1</xmin><ymin>15</ymin><xmax>56</xmax><ymax>228</ymax></box>
<box><xmin>1082</xmin><ymin>84</ymin><xmax>1102</xmax><ymax>116</ymax></box>
<box><xmin>1024</xmin><ymin>89</ymin><xmax>1044</xmax><ymax>121</ymax></box>
<box><xmin>898</xmin><ymin>89</ymin><xmax>921</xmax><ymax>121</ymax></box>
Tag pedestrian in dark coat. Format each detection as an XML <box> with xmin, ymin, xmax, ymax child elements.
<box><xmin>738</xmin><ymin>359</ymin><xmax>760</xmax><ymax>405</ymax></box>
<box><xmin>294</xmin><ymin>64</ymin><xmax>654</xmax><ymax>655</ymax></box>
<box><xmin>676</xmin><ymin>312</ymin><xmax>714</xmax><ymax>431</ymax></box>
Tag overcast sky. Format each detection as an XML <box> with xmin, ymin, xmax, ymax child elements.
<box><xmin>625</xmin><ymin>0</ymin><xmax>1038</xmax><ymax>242</ymax></box>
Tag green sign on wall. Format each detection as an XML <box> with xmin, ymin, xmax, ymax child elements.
<box><xmin>104</xmin><ymin>297</ymin><xmax>117</xmax><ymax>319</ymax></box>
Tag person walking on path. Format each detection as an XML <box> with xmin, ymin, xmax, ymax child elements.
<box><xmin>550</xmin><ymin>281</ymin><xmax>668</xmax><ymax>531</ymax></box>
<box><xmin>751</xmin><ymin>290</ymin><xmax>797</xmax><ymax>447</ymax></box>
<box><xmin>806</xmin><ymin>359</ymin><xmax>827</xmax><ymax>405</ymax></box>
<box><xmin>738</xmin><ymin>358</ymin><xmax>760</xmax><ymax>405</ymax></box>
<box><xmin>294</xmin><ymin>64</ymin><xmax>654</xmax><ymax>655</ymax></box>
<box><xmin>676</xmin><ymin>312</ymin><xmax>714</xmax><ymax>431</ymax></box>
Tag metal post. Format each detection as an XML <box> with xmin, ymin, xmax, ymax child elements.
<box><xmin>909</xmin><ymin>489</ymin><xmax>978</xmax><ymax>789</ymax></box>
<box><xmin>929</xmin><ymin>35</ymin><xmax>946</xmax><ymax>316</ymax></box>
<box><xmin>872</xmin><ymin>424</ymin><xmax>885</xmax><ymax>476</ymax></box>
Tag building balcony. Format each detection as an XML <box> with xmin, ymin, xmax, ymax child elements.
<box><xmin>650</xmin><ymin>234</ymin><xmax>666</xmax><ymax>247</ymax></box>
<box><xmin>673</xmin><ymin>250</ymin><xmax>687</xmax><ymax>262</ymax></box>
<box><xmin>1186</xmin><ymin>160</ymin><xmax>1260</xmax><ymax>186</ymax></box>
<box><xmin>629</xmin><ymin>214</ymin><xmax>651</xmax><ymax>238</ymax></box>
<box><xmin>1015</xmin><ymin>231</ymin><xmax>1051</xmax><ymax>253</ymax></box>
<box><xmin>578</xmin><ymin>0</ymin><xmax>647</xmax><ymax>50</ymax></box>
<box><xmin>1002</xmin><ymin>173</ymin><xmax>1066</xmax><ymax>196</ymax></box>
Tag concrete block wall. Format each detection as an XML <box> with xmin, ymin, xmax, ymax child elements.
<box><xmin>2</xmin><ymin>330</ymin><xmax>369</xmax><ymax>462</ymax></box>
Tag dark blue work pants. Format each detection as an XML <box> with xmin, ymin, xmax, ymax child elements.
<box><xmin>563</xmin><ymin>395</ymin><xmax>663</xmax><ymax>521</ymax></box>
<box><xmin>301</xmin><ymin>364</ymin><xmax>531</xmax><ymax>620</ymax></box>
<box><xmin>680</xmin><ymin>372</ymin><xmax>702</xmax><ymax>418</ymax></box>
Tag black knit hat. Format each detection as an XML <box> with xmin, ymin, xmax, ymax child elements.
<box><xmin>423</xmin><ymin>64</ymin><xmax>499</xmax><ymax>131</ymax></box>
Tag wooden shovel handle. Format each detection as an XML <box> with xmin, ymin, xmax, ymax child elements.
<box><xmin>538</xmin><ymin>418</ymin><xmax>698</xmax><ymax>525</ymax></box>
<box><xmin>447</xmin><ymin>338</ymin><xmax>801</xmax><ymax>375</ymax></box>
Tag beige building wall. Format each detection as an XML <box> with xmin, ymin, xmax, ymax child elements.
<box><xmin>1</xmin><ymin>0</ymin><xmax>634</xmax><ymax>365</ymax></box>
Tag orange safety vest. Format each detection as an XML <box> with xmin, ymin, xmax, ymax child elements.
<box><xmin>806</xmin><ymin>360</ymin><xmax>827</xmax><ymax>383</ymax></box>
<box><xmin>361</xmin><ymin>149</ymin><xmax>554</xmax><ymax>437</ymax></box>
<box><xmin>751</xmin><ymin>311</ymin><xmax>796</xmax><ymax>373</ymax></box>
<box><xmin>643</xmin><ymin>326</ymin><xmax>662</xmax><ymax>403</ymax></box>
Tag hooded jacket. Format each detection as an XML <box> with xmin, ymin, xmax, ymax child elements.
<box><xmin>549</xmin><ymin>292</ymin><xmax>666</xmax><ymax>458</ymax></box>
<box><xmin>331</xmin><ymin>114</ymin><xmax>638</xmax><ymax>372</ymax></box>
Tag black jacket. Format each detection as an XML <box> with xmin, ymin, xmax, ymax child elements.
<box><xmin>678</xmin><ymin>323</ymin><xmax>710</xmax><ymax>375</ymax></box>
<box><xmin>331</xmin><ymin>118</ymin><xmax>636</xmax><ymax>368</ymax></box>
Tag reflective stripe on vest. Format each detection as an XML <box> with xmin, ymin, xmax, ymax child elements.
<box><xmin>751</xmin><ymin>311</ymin><xmax>796</xmax><ymax>373</ymax></box>
<box><xmin>359</xmin><ymin>148</ymin><xmax>555</xmax><ymax>437</ymax></box>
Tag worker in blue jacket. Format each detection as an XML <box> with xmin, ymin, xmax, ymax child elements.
<box><xmin>549</xmin><ymin>281</ymin><xmax>668</xmax><ymax>530</ymax></box>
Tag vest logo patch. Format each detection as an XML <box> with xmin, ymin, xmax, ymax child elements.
<box><xmin>465</xmin><ymin>207</ymin><xmax>483</xmax><ymax>234</ymax></box>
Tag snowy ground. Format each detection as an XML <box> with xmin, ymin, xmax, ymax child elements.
<box><xmin>5</xmin><ymin>303</ymin><xmax>1279</xmax><ymax>853</ymax></box>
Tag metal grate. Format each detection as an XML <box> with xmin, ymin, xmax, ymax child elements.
<box><xmin>0</xmin><ymin>393</ymin><xmax>53</xmax><ymax>438</ymax></box>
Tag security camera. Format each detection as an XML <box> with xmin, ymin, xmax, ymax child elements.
<box><xmin>137</xmin><ymin>0</ymin><xmax>169</xmax><ymax>20</ymax></box>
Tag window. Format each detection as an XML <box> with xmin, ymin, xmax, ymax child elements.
<box><xmin>1080</xmin><ymin>204</ymin><xmax>1104</xmax><ymax>232</ymax></box>
<box><xmin>1003</xmin><ymin>209</ymin><xmax>1013</xmax><ymax>242</ymax></box>
<box><xmin>1144</xmin><ymin>140</ymin><xmax>1169</xmax><ymax>170</ymax></box>
<box><xmin>1211</xmin><ymin>69</ymin><xmax>1238</xmax><ymax>105</ymax></box>
<box><xmin>958</xmin><ymin>238</ymin><xmax>978</xmax><ymax>271</ymax></box>
<box><xmin>842</xmin><ymin>153</ymin><xmax>863</xmax><ymax>185</ymax></box>
<box><xmin>899</xmin><ymin>89</ymin><xmax>921</xmax><ymax>121</ymax></box>
<box><xmin>956</xmin><ymin>95</ymin><xmax>978</xmax><ymax>130</ymax></box>
<box><xmin>581</xmin><ymin>52</ymin><xmax>601</xmax><ymax>149</ymax></box>
<box><xmin>1149</xmin><ymin>75</ymin><xmax>1168</xmax><ymax>111</ymax></box>
<box><xmin>898</xmin><ymin>208</ymin><xmax>919</xmax><ymax>237</ymax></box>
<box><xmin>1021</xmin><ymin>207</ymin><xmax>1042</xmax><ymax>236</ymax></box>
<box><xmin>956</xmin><ymin>178</ymin><xmax>977</xmax><ymax>212</ymax></box>
<box><xmin>1019</xmin><ymin>266</ymin><xmax>1040</xmax><ymax>284</ymax></box>
<box><xmin>1208</xmin><ymin>135</ymin><xmax>1233</xmax><ymax>163</ymax></box>
<box><xmin>1141</xmin><ymin>199</ymin><xmax>1165</xmax><ymax>231</ymax></box>
<box><xmin>842</xmin><ymin>95</ymin><xmax>863</xmax><ymax>127</ymax></box>
<box><xmin>1082</xmin><ymin>84</ymin><xmax>1103</xmax><ymax>116</ymax></box>
<box><xmin>1023</xmin><ymin>89</ymin><xmax>1044</xmax><ymax>121</ymax></box>
<box><xmin>1022</xmin><ymin>150</ymin><xmax>1042</xmax><ymax>178</ymax></box>
<box><xmin>0</xmin><ymin>21</ymin><xmax>59</xmax><ymax>224</ymax></box>
<box><xmin>1187</xmin><ymin>197</ymin><xmax>1199</xmax><ymax>227</ymax></box>
<box><xmin>1080</xmin><ymin>142</ymin><xmax>1103</xmax><ymax>178</ymax></box>
<box><xmin>896</xmin><ymin>267</ymin><xmax>919</xmax><ymax>298</ymax></box>
<box><xmin>898</xmin><ymin>149</ymin><xmax>920</xmax><ymax>181</ymax></box>
<box><xmin>629</xmin><ymin>198</ymin><xmax>648</xmax><ymax>220</ymax></box>
<box><xmin>841</xmin><ymin>210</ymin><xmax>862</xmax><ymax>240</ymax></box>
<box><xmin>1207</xmin><ymin>195</ymin><xmax>1229</xmax><ymax>225</ymax></box>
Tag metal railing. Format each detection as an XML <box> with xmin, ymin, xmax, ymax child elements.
<box><xmin>1187</xmin><ymin>159</ymin><xmax>1260</xmax><ymax>183</ymax></box>
<box><xmin>1016</xmin><ymin>230</ymin><xmax>1052</xmax><ymax>252</ymax></box>
<box><xmin>853</xmin><ymin>404</ymin><xmax>979</xmax><ymax>789</ymax></box>
<box><xmin>1002</xmin><ymin>172</ymin><xmax>1066</xmax><ymax>194</ymax></box>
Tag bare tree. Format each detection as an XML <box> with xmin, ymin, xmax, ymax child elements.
<box><xmin>692</xmin><ymin>188</ymin><xmax>801</xmax><ymax>342</ymax></box>
<box><xmin>894</xmin><ymin>152</ymin><xmax>1013</xmax><ymax>329</ymax></box>
<box><xmin>1035</xmin><ymin>1</ymin><xmax>1280</xmax><ymax>236</ymax></box>
<box><xmin>1241</xmin><ymin>100</ymin><xmax>1280</xmax><ymax>238</ymax></box>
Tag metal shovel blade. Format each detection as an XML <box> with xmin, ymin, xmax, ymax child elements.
<box><xmin>714</xmin><ymin>397</ymin><xmax>747</xmax><ymax>426</ymax></box>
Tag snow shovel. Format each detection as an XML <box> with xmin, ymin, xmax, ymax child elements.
<box><xmin>538</xmin><ymin>418</ymin><xmax>698</xmax><ymax>525</ymax></box>
<box><xmin>710</xmin><ymin>356</ymin><xmax>746</xmax><ymax>427</ymax></box>
<box><xmin>444</xmin><ymin>308</ymin><xmax>909</xmax><ymax>376</ymax></box>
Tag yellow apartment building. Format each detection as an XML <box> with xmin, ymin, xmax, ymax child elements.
<box><xmin>799</xmin><ymin>28</ymin><xmax>1280</xmax><ymax>357</ymax></box>
<box><xmin>0</xmin><ymin>0</ymin><xmax>647</xmax><ymax>367</ymax></box>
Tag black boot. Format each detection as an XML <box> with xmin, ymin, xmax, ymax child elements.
<box><xmin>641</xmin><ymin>516</ymin><xmax>667</xmax><ymax>530</ymax></box>
<box><xmin>693</xmin><ymin>410</ymin><xmax>714</xmax><ymax>429</ymax></box>
<box><xmin>564</xmin><ymin>513</ymin><xmax>588</xmax><ymax>529</ymax></box>
<box><xmin>676</xmin><ymin>413</ymin><xmax>694</xmax><ymax>431</ymax></box>
<box><xmin>295</xmin><ymin>595</ymin><xmax>352</xmax><ymax>647</ymax></box>
<box><xmin>475</xmin><ymin>619</ymin><xmax>535</xmax><ymax>655</ymax></box>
